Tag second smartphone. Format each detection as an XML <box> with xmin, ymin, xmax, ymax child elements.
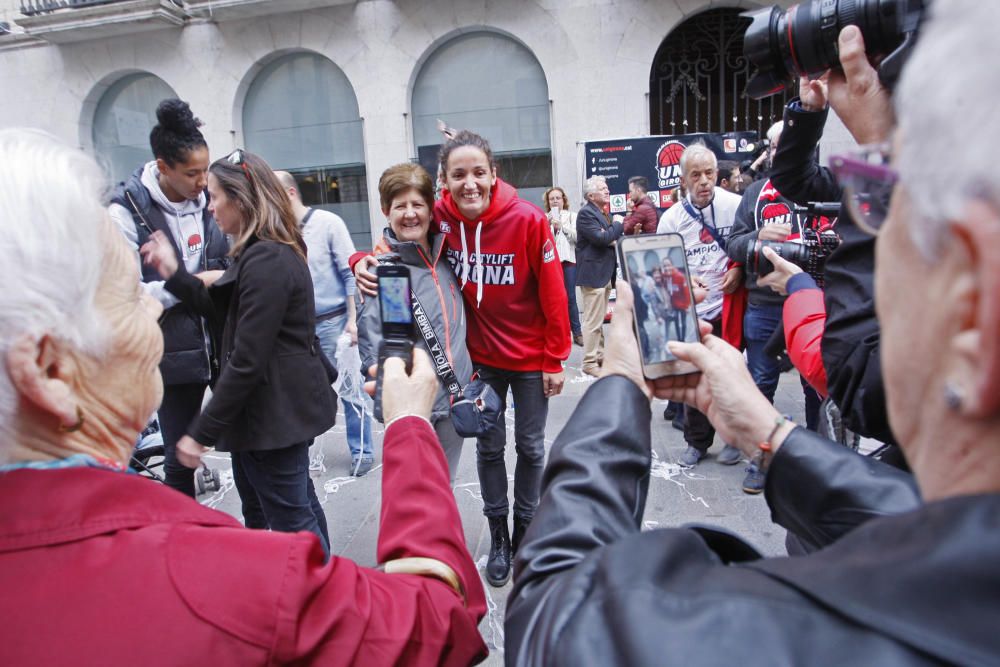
<box><xmin>618</xmin><ymin>232</ymin><xmax>701</xmax><ymax>378</ymax></box>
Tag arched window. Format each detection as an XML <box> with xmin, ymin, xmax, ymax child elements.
<box><xmin>92</xmin><ymin>73</ymin><xmax>177</xmax><ymax>184</ymax></box>
<box><xmin>649</xmin><ymin>8</ymin><xmax>790</xmax><ymax>137</ymax></box>
<box><xmin>243</xmin><ymin>52</ymin><xmax>370</xmax><ymax>250</ymax></box>
<box><xmin>412</xmin><ymin>32</ymin><xmax>551</xmax><ymax>206</ymax></box>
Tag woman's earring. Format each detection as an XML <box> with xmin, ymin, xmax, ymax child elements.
<box><xmin>58</xmin><ymin>405</ymin><xmax>85</xmax><ymax>433</ymax></box>
<box><xmin>943</xmin><ymin>382</ymin><xmax>964</xmax><ymax>412</ymax></box>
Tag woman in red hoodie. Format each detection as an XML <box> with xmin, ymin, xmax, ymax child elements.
<box><xmin>356</xmin><ymin>130</ymin><xmax>570</xmax><ymax>587</ymax></box>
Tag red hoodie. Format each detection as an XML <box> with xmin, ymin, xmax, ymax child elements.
<box><xmin>435</xmin><ymin>179</ymin><xmax>570</xmax><ymax>374</ymax></box>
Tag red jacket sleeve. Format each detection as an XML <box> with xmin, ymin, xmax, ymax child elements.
<box><xmin>173</xmin><ymin>416</ymin><xmax>487</xmax><ymax>665</ymax></box>
<box><xmin>784</xmin><ymin>289</ymin><xmax>828</xmax><ymax>397</ymax></box>
<box><xmin>528</xmin><ymin>211</ymin><xmax>571</xmax><ymax>373</ymax></box>
<box><xmin>348</xmin><ymin>250</ymin><xmax>369</xmax><ymax>273</ymax></box>
<box><xmin>283</xmin><ymin>417</ymin><xmax>486</xmax><ymax>665</ymax></box>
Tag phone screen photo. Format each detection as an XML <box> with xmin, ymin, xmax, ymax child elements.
<box><xmin>379</xmin><ymin>275</ymin><xmax>412</xmax><ymax>333</ymax></box>
<box><xmin>618</xmin><ymin>233</ymin><xmax>700</xmax><ymax>377</ymax></box>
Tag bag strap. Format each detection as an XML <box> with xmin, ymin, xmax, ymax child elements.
<box><xmin>409</xmin><ymin>289</ymin><xmax>463</xmax><ymax>397</ymax></box>
<box><xmin>681</xmin><ymin>197</ymin><xmax>726</xmax><ymax>252</ymax></box>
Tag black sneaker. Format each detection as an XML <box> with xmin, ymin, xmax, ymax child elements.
<box><xmin>662</xmin><ymin>402</ymin><xmax>678</xmax><ymax>421</ymax></box>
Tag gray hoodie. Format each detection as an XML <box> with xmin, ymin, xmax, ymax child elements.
<box><xmin>109</xmin><ymin>160</ymin><xmax>210</xmax><ymax>308</ymax></box>
<box><xmin>356</xmin><ymin>229</ymin><xmax>473</xmax><ymax>422</ymax></box>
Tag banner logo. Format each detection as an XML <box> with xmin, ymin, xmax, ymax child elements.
<box><xmin>656</xmin><ymin>140</ymin><xmax>687</xmax><ymax>190</ymax></box>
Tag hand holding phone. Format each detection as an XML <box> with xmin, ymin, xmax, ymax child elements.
<box><xmin>373</xmin><ymin>264</ymin><xmax>415</xmax><ymax>422</ymax></box>
<box><xmin>617</xmin><ymin>233</ymin><xmax>701</xmax><ymax>377</ymax></box>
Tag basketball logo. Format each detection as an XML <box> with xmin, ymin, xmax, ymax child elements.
<box><xmin>656</xmin><ymin>141</ymin><xmax>686</xmax><ymax>190</ymax></box>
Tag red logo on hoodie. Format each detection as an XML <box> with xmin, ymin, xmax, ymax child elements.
<box><xmin>542</xmin><ymin>239</ymin><xmax>556</xmax><ymax>263</ymax></box>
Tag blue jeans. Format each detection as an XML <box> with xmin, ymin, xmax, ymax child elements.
<box><xmin>563</xmin><ymin>262</ymin><xmax>582</xmax><ymax>336</ymax></box>
<box><xmin>316</xmin><ymin>312</ymin><xmax>373</xmax><ymax>459</ymax></box>
<box><xmin>231</xmin><ymin>441</ymin><xmax>330</xmax><ymax>559</ymax></box>
<box><xmin>744</xmin><ymin>303</ymin><xmax>784</xmax><ymax>401</ymax></box>
<box><xmin>475</xmin><ymin>365</ymin><xmax>548</xmax><ymax>520</ymax></box>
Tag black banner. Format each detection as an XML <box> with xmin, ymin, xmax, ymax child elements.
<box><xmin>584</xmin><ymin>131</ymin><xmax>759</xmax><ymax>214</ymax></box>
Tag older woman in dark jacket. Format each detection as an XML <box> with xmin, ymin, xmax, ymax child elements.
<box><xmin>143</xmin><ymin>149</ymin><xmax>336</xmax><ymax>555</ymax></box>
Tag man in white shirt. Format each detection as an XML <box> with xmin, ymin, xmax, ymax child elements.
<box><xmin>657</xmin><ymin>143</ymin><xmax>743</xmax><ymax>468</ymax></box>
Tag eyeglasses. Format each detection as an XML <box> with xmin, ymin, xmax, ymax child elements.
<box><xmin>830</xmin><ymin>143</ymin><xmax>897</xmax><ymax>235</ymax></box>
<box><xmin>227</xmin><ymin>148</ymin><xmax>252</xmax><ymax>181</ymax></box>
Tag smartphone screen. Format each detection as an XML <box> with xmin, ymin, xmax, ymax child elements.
<box><xmin>379</xmin><ymin>275</ymin><xmax>412</xmax><ymax>327</ymax></box>
<box><xmin>619</xmin><ymin>234</ymin><xmax>700</xmax><ymax>376</ymax></box>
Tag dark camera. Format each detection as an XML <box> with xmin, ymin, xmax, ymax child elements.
<box><xmin>747</xmin><ymin>228</ymin><xmax>841</xmax><ymax>286</ymax></box>
<box><xmin>741</xmin><ymin>0</ymin><xmax>926</xmax><ymax>99</ymax></box>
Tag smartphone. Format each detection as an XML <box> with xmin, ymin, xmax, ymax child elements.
<box><xmin>618</xmin><ymin>233</ymin><xmax>700</xmax><ymax>377</ymax></box>
<box><xmin>373</xmin><ymin>264</ymin><xmax>415</xmax><ymax>422</ymax></box>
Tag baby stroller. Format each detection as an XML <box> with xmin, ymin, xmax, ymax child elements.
<box><xmin>130</xmin><ymin>414</ymin><xmax>221</xmax><ymax>495</ymax></box>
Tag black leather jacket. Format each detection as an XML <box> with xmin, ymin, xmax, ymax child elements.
<box><xmin>769</xmin><ymin>100</ymin><xmax>893</xmax><ymax>443</ymax></box>
<box><xmin>506</xmin><ymin>377</ymin><xmax>1000</xmax><ymax>665</ymax></box>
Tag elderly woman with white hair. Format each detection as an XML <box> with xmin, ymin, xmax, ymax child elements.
<box><xmin>507</xmin><ymin>1</ymin><xmax>1000</xmax><ymax>663</ymax></box>
<box><xmin>0</xmin><ymin>129</ymin><xmax>486</xmax><ymax>664</ymax></box>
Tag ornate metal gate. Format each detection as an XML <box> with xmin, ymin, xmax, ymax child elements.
<box><xmin>650</xmin><ymin>8</ymin><xmax>791</xmax><ymax>138</ymax></box>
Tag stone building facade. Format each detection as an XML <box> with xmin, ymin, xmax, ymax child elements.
<box><xmin>1</xmin><ymin>0</ymin><xmax>850</xmax><ymax>248</ymax></box>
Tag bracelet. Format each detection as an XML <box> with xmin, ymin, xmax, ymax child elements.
<box><xmin>384</xmin><ymin>413</ymin><xmax>433</xmax><ymax>431</ymax></box>
<box><xmin>752</xmin><ymin>414</ymin><xmax>793</xmax><ymax>474</ymax></box>
<box><xmin>377</xmin><ymin>557</ymin><xmax>467</xmax><ymax>606</ymax></box>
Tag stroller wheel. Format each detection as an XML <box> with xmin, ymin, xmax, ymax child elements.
<box><xmin>195</xmin><ymin>465</ymin><xmax>221</xmax><ymax>495</ymax></box>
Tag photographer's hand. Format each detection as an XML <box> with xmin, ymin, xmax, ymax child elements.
<box><xmin>827</xmin><ymin>25</ymin><xmax>895</xmax><ymax>144</ymax></box>
<box><xmin>599</xmin><ymin>281</ymin><xmax>651</xmax><ymax>399</ymax></box>
<box><xmin>381</xmin><ymin>348</ymin><xmax>437</xmax><ymax>426</ymax></box>
<box><xmin>798</xmin><ymin>73</ymin><xmax>829</xmax><ymax>112</ymax></box>
<box><xmin>658</xmin><ymin>334</ymin><xmax>792</xmax><ymax>457</ymax></box>
<box><xmin>757</xmin><ymin>246</ymin><xmax>803</xmax><ymax>296</ymax></box>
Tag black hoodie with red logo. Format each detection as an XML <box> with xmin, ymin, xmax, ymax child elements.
<box><xmin>726</xmin><ymin>178</ymin><xmax>831</xmax><ymax>307</ymax></box>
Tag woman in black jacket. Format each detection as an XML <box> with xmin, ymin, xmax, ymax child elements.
<box><xmin>142</xmin><ymin>150</ymin><xmax>337</xmax><ymax>556</ymax></box>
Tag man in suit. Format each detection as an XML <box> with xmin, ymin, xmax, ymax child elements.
<box><xmin>575</xmin><ymin>175</ymin><xmax>624</xmax><ymax>377</ymax></box>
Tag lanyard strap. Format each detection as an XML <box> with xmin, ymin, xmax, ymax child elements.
<box><xmin>301</xmin><ymin>207</ymin><xmax>316</xmax><ymax>227</ymax></box>
<box><xmin>409</xmin><ymin>289</ymin><xmax>462</xmax><ymax>397</ymax></box>
<box><xmin>681</xmin><ymin>198</ymin><xmax>725</xmax><ymax>252</ymax></box>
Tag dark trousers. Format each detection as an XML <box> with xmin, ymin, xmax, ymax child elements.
<box><xmin>475</xmin><ymin>365</ymin><xmax>548</xmax><ymax>521</ymax></box>
<box><xmin>563</xmin><ymin>262</ymin><xmax>582</xmax><ymax>336</ymax></box>
<box><xmin>231</xmin><ymin>442</ymin><xmax>330</xmax><ymax>559</ymax></box>
<box><xmin>685</xmin><ymin>318</ymin><xmax>722</xmax><ymax>453</ymax></box>
<box><xmin>158</xmin><ymin>382</ymin><xmax>207</xmax><ymax>497</ymax></box>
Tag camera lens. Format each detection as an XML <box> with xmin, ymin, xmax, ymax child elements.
<box><xmin>742</xmin><ymin>0</ymin><xmax>925</xmax><ymax>99</ymax></box>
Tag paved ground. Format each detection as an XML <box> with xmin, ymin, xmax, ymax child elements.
<box><xmin>197</xmin><ymin>338</ymin><xmax>813</xmax><ymax>664</ymax></box>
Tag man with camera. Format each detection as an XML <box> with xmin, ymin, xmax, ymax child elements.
<box><xmin>766</xmin><ymin>28</ymin><xmax>898</xmax><ymax>448</ymax></box>
<box><xmin>726</xmin><ymin>121</ymin><xmax>825</xmax><ymax>493</ymax></box>
<box><xmin>506</xmin><ymin>5</ymin><xmax>1000</xmax><ymax>663</ymax></box>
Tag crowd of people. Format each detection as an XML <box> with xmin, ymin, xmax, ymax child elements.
<box><xmin>1</xmin><ymin>0</ymin><xmax>998</xmax><ymax>663</ymax></box>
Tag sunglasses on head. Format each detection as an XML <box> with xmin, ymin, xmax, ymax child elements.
<box><xmin>227</xmin><ymin>149</ymin><xmax>252</xmax><ymax>181</ymax></box>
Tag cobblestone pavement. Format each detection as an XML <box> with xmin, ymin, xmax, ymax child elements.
<box><xmin>198</xmin><ymin>341</ymin><xmax>814</xmax><ymax>664</ymax></box>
